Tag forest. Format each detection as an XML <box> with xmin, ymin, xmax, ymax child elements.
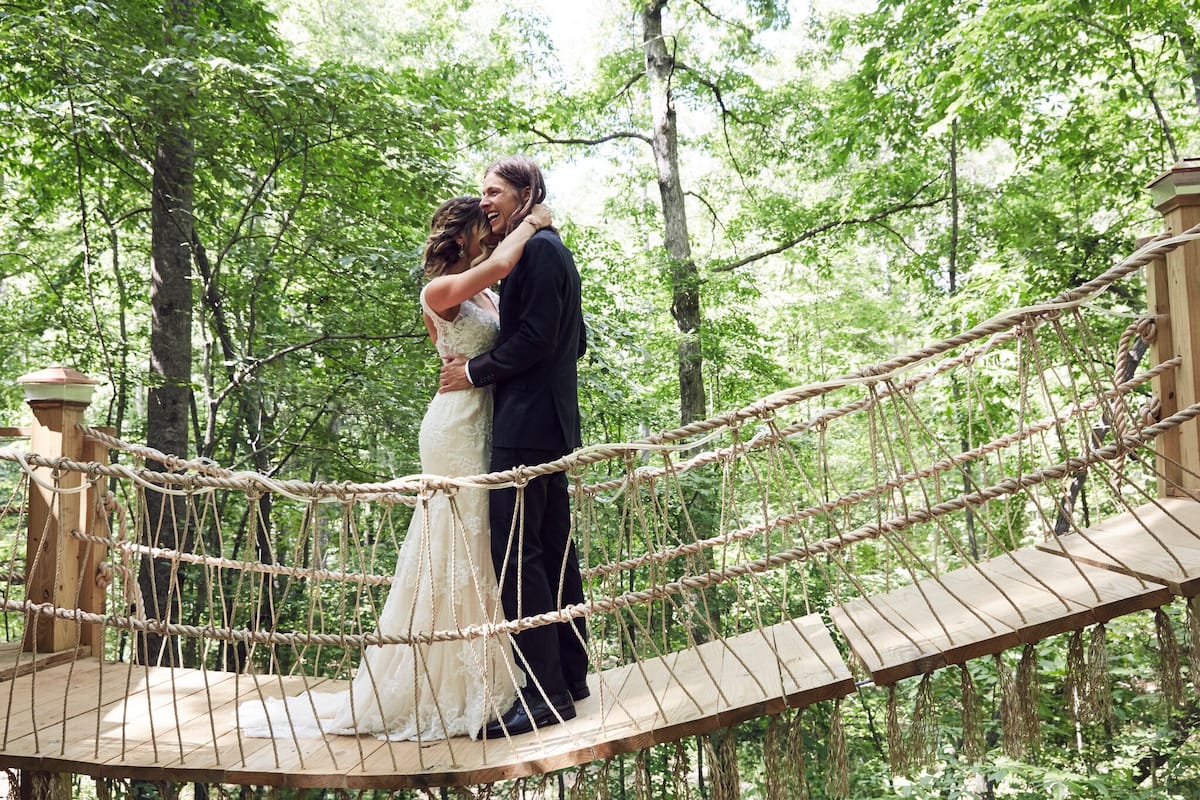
<box><xmin>2</xmin><ymin>0</ymin><xmax>1200</xmax><ymax>798</ymax></box>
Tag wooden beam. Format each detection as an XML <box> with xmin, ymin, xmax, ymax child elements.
<box><xmin>16</xmin><ymin>367</ymin><xmax>100</xmax><ymax>654</ymax></box>
<box><xmin>1148</xmin><ymin>160</ymin><xmax>1200</xmax><ymax>495</ymax></box>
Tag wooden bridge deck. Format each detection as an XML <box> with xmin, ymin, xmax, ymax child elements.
<box><xmin>0</xmin><ymin>498</ymin><xmax>1197</xmax><ymax>788</ymax></box>
<box><xmin>0</xmin><ymin>614</ymin><xmax>853</xmax><ymax>789</ymax></box>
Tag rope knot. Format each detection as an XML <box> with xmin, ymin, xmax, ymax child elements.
<box><xmin>510</xmin><ymin>466</ymin><xmax>530</xmax><ymax>489</ymax></box>
<box><xmin>49</xmin><ymin>456</ymin><xmax>70</xmax><ymax>481</ymax></box>
<box><xmin>1137</xmin><ymin>315</ymin><xmax>1158</xmax><ymax>344</ymax></box>
<box><xmin>1141</xmin><ymin>396</ymin><xmax>1162</xmax><ymax>427</ymax></box>
<box><xmin>749</xmin><ymin>401</ymin><xmax>776</xmax><ymax>423</ymax></box>
<box><xmin>415</xmin><ymin>478</ymin><xmax>447</xmax><ymax>503</ymax></box>
<box><xmin>96</xmin><ymin>562</ymin><xmax>112</xmax><ymax>591</ymax></box>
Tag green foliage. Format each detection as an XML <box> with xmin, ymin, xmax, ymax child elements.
<box><xmin>2</xmin><ymin>0</ymin><xmax>1200</xmax><ymax>796</ymax></box>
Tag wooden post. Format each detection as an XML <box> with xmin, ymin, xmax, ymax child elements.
<box><xmin>17</xmin><ymin>365</ymin><xmax>100</xmax><ymax>653</ymax></box>
<box><xmin>79</xmin><ymin>431</ymin><xmax>110</xmax><ymax>652</ymax></box>
<box><xmin>1148</xmin><ymin>159</ymin><xmax>1200</xmax><ymax>497</ymax></box>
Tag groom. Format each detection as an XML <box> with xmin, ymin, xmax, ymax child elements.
<box><xmin>439</xmin><ymin>155</ymin><xmax>589</xmax><ymax>736</ymax></box>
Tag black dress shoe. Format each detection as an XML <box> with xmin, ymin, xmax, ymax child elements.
<box><xmin>482</xmin><ymin>691</ymin><xmax>576</xmax><ymax>738</ymax></box>
<box><xmin>569</xmin><ymin>680</ymin><xmax>591</xmax><ymax>701</ymax></box>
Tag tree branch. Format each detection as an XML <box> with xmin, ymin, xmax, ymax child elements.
<box><xmin>690</xmin><ymin>0</ymin><xmax>753</xmax><ymax>37</ymax></box>
<box><xmin>1070</xmin><ymin>13</ymin><xmax>1178</xmax><ymax>162</ymax></box>
<box><xmin>712</xmin><ymin>178</ymin><xmax>947</xmax><ymax>272</ymax></box>
<box><xmin>529</xmin><ymin>126</ymin><xmax>653</xmax><ymax>146</ymax></box>
<box><xmin>214</xmin><ymin>330</ymin><xmax>425</xmax><ymax>411</ymax></box>
<box><xmin>676</xmin><ymin>61</ymin><xmax>751</xmax><ymax>191</ymax></box>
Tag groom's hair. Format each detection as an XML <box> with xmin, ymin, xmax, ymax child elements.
<box><xmin>485</xmin><ymin>156</ymin><xmax>550</xmax><ymax>236</ymax></box>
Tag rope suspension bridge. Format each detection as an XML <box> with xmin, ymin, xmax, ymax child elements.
<box><xmin>2</xmin><ymin>163</ymin><xmax>1200</xmax><ymax>797</ymax></box>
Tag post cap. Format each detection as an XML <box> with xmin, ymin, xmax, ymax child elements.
<box><xmin>1148</xmin><ymin>157</ymin><xmax>1200</xmax><ymax>213</ymax></box>
<box><xmin>18</xmin><ymin>365</ymin><xmax>101</xmax><ymax>405</ymax></box>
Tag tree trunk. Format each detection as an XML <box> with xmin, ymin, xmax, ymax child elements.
<box><xmin>642</xmin><ymin>4</ymin><xmax>732</xmax><ymax>794</ymax></box>
<box><xmin>1168</xmin><ymin>18</ymin><xmax>1200</xmax><ymax>116</ymax></box>
<box><xmin>643</xmin><ymin>0</ymin><xmax>706</xmax><ymax>428</ymax></box>
<box><xmin>138</xmin><ymin>0</ymin><xmax>196</xmax><ymax>667</ymax></box>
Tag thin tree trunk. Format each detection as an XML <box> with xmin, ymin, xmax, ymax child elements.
<box><xmin>1169</xmin><ymin>19</ymin><xmax>1200</xmax><ymax>117</ymax></box>
<box><xmin>643</xmin><ymin>0</ymin><xmax>706</xmax><ymax>428</ymax></box>
<box><xmin>642</xmin><ymin>4</ymin><xmax>733</xmax><ymax>795</ymax></box>
<box><xmin>138</xmin><ymin>0</ymin><xmax>196</xmax><ymax>667</ymax></box>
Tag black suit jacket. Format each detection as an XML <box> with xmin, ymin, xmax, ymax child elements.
<box><xmin>468</xmin><ymin>229</ymin><xmax>585</xmax><ymax>456</ymax></box>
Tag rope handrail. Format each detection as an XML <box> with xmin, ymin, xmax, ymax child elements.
<box><xmin>14</xmin><ymin>399</ymin><xmax>1196</xmax><ymax>650</ymax></box>
<box><xmin>54</xmin><ymin>358</ymin><xmax>1173</xmax><ymax>588</ymax></box>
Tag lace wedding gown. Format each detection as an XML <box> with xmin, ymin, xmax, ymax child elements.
<box><xmin>239</xmin><ymin>287</ymin><xmax>521</xmax><ymax>741</ymax></box>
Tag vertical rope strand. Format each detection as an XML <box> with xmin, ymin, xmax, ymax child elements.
<box><xmin>1065</xmin><ymin>629</ymin><xmax>1086</xmax><ymax>726</ymax></box>
<box><xmin>764</xmin><ymin>715</ymin><xmax>783</xmax><ymax>800</ymax></box>
<box><xmin>1086</xmin><ymin>623</ymin><xmax>1113</xmax><ymax>726</ymax></box>
<box><xmin>1016</xmin><ymin>643</ymin><xmax>1041</xmax><ymax>750</ymax></box>
<box><xmin>886</xmin><ymin>684</ymin><xmax>905</xmax><ymax>773</ymax></box>
<box><xmin>910</xmin><ymin>673</ymin><xmax>938</xmax><ymax>771</ymax></box>
<box><xmin>960</xmin><ymin>663</ymin><xmax>984</xmax><ymax>763</ymax></box>
<box><xmin>786</xmin><ymin>707</ymin><xmax>810</xmax><ymax>800</ymax></box>
<box><xmin>827</xmin><ymin>699</ymin><xmax>849</xmax><ymax>799</ymax></box>
<box><xmin>1155</xmin><ymin>606</ymin><xmax>1184</xmax><ymax>709</ymax></box>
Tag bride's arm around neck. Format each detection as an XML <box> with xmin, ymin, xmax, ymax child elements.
<box><xmin>422</xmin><ymin>205</ymin><xmax>552</xmax><ymax>315</ymax></box>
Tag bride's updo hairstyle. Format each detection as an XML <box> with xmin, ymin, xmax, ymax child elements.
<box><xmin>422</xmin><ymin>196</ymin><xmax>487</xmax><ymax>279</ymax></box>
<box><xmin>485</xmin><ymin>156</ymin><xmax>551</xmax><ymax>236</ymax></box>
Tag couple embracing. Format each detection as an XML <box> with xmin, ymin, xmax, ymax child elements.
<box><xmin>240</xmin><ymin>156</ymin><xmax>588</xmax><ymax>742</ymax></box>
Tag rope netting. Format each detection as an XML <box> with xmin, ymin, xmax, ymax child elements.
<box><xmin>0</xmin><ymin>227</ymin><xmax>1198</xmax><ymax>789</ymax></box>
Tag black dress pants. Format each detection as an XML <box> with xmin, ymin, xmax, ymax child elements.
<box><xmin>489</xmin><ymin>446</ymin><xmax>589</xmax><ymax>699</ymax></box>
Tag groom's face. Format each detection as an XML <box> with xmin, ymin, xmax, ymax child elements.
<box><xmin>480</xmin><ymin>171</ymin><xmax>525</xmax><ymax>237</ymax></box>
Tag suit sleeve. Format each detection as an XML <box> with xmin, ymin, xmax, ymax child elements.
<box><xmin>468</xmin><ymin>236</ymin><xmax>570</xmax><ymax>386</ymax></box>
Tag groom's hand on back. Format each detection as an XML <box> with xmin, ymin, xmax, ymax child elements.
<box><xmin>439</xmin><ymin>354</ymin><xmax>472</xmax><ymax>393</ymax></box>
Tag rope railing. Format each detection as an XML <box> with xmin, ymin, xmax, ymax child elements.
<box><xmin>10</xmin><ymin>394</ymin><xmax>1194</xmax><ymax>649</ymax></box>
<box><xmin>0</xmin><ymin>257</ymin><xmax>1172</xmax><ymax>640</ymax></box>
<box><xmin>23</xmin><ymin>352</ymin><xmax>1167</xmax><ymax>596</ymax></box>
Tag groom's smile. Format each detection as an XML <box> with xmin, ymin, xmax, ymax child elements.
<box><xmin>480</xmin><ymin>172</ymin><xmax>526</xmax><ymax>236</ymax></box>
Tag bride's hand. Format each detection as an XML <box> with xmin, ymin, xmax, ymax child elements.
<box><xmin>527</xmin><ymin>203</ymin><xmax>552</xmax><ymax>230</ymax></box>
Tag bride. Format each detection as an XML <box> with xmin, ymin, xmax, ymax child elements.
<box><xmin>239</xmin><ymin>196</ymin><xmax>551</xmax><ymax>741</ymax></box>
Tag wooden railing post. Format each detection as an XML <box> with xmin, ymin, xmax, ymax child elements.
<box><xmin>17</xmin><ymin>365</ymin><xmax>100</xmax><ymax>654</ymax></box>
<box><xmin>1148</xmin><ymin>159</ymin><xmax>1200</xmax><ymax>497</ymax></box>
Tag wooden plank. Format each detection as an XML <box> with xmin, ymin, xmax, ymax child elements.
<box><xmin>1146</xmin><ymin>250</ymin><xmax>1181</xmax><ymax>495</ymax></box>
<box><xmin>0</xmin><ymin>617</ymin><xmax>853</xmax><ymax>789</ymax></box>
<box><xmin>0</xmin><ymin>658</ymin><xmax>177</xmax><ymax>745</ymax></box>
<box><xmin>985</xmin><ymin>549</ymin><xmax>1171</xmax><ymax>624</ymax></box>
<box><xmin>146</xmin><ymin>675</ymin><xmax>338</xmax><ymax>786</ymax></box>
<box><xmin>0</xmin><ymin>643</ymin><xmax>90</xmax><ymax>683</ymax></box>
<box><xmin>1037</xmin><ymin>497</ymin><xmax>1200</xmax><ymax>596</ymax></box>
<box><xmin>0</xmin><ymin>659</ymin><xmax>183</xmax><ymax>756</ymax></box>
<box><xmin>92</xmin><ymin>671</ymin><xmax>325</xmax><ymax>770</ymax></box>
<box><xmin>833</xmin><ymin>515</ymin><xmax>1196</xmax><ymax>690</ymax></box>
<box><xmin>23</xmin><ymin>672</ymin><xmax>346</xmax><ymax>786</ymax></box>
<box><xmin>771</xmin><ymin>614</ymin><xmax>856</xmax><ymax>706</ymax></box>
<box><xmin>938</xmin><ymin>557</ymin><xmax>1094</xmax><ymax>645</ymax></box>
<box><xmin>1162</xmin><ymin>201</ymin><xmax>1200</xmax><ymax>493</ymax></box>
<box><xmin>831</xmin><ymin>572</ymin><xmax>1020</xmax><ymax>685</ymax></box>
<box><xmin>829</xmin><ymin>544</ymin><xmax>1151</xmax><ymax>684</ymax></box>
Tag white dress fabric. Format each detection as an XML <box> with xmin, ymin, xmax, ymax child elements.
<box><xmin>239</xmin><ymin>287</ymin><xmax>521</xmax><ymax>741</ymax></box>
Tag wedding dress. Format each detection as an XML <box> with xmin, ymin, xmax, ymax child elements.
<box><xmin>239</xmin><ymin>287</ymin><xmax>521</xmax><ymax>741</ymax></box>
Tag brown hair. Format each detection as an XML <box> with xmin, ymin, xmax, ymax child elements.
<box><xmin>485</xmin><ymin>156</ymin><xmax>549</xmax><ymax>236</ymax></box>
<box><xmin>421</xmin><ymin>196</ymin><xmax>487</xmax><ymax>279</ymax></box>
